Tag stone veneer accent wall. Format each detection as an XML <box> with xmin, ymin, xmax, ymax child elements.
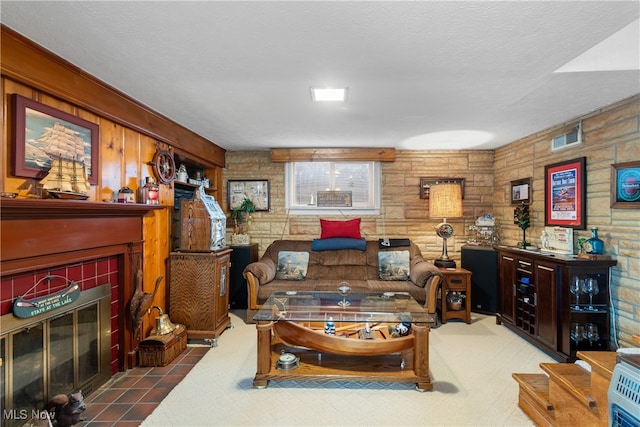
<box><xmin>494</xmin><ymin>94</ymin><xmax>639</xmax><ymax>349</ymax></box>
<box><xmin>224</xmin><ymin>150</ymin><xmax>495</xmax><ymax>265</ymax></box>
<box><xmin>224</xmin><ymin>94</ymin><xmax>639</xmax><ymax>348</ymax></box>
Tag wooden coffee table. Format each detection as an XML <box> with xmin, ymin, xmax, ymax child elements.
<box><xmin>253</xmin><ymin>290</ymin><xmax>434</xmax><ymax>391</ymax></box>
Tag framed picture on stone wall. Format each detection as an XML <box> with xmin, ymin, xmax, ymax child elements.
<box><xmin>611</xmin><ymin>160</ymin><xmax>640</xmax><ymax>208</ymax></box>
<box><xmin>227</xmin><ymin>179</ymin><xmax>270</xmax><ymax>211</ymax></box>
<box><xmin>544</xmin><ymin>157</ymin><xmax>586</xmax><ymax>229</ymax></box>
<box><xmin>510</xmin><ymin>178</ymin><xmax>531</xmax><ymax>205</ymax></box>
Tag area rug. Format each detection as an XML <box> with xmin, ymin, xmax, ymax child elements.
<box><xmin>141</xmin><ymin>312</ymin><xmax>554</xmax><ymax>426</ymax></box>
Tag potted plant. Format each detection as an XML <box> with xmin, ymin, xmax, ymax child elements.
<box><xmin>515</xmin><ymin>202</ymin><xmax>530</xmax><ymax>249</ymax></box>
<box><xmin>446</xmin><ymin>291</ymin><xmax>466</xmax><ymax>311</ymax></box>
<box><xmin>230</xmin><ymin>197</ymin><xmax>256</xmax><ymax>240</ymax></box>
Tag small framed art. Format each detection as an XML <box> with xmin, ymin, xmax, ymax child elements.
<box><xmin>420</xmin><ymin>177</ymin><xmax>465</xmax><ymax>199</ymax></box>
<box><xmin>510</xmin><ymin>178</ymin><xmax>531</xmax><ymax>205</ymax></box>
<box><xmin>611</xmin><ymin>160</ymin><xmax>640</xmax><ymax>208</ymax></box>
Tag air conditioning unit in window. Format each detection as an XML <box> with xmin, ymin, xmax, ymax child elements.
<box><xmin>552</xmin><ymin>121</ymin><xmax>582</xmax><ymax>151</ymax></box>
<box><xmin>608</xmin><ymin>353</ymin><xmax>640</xmax><ymax>427</ymax></box>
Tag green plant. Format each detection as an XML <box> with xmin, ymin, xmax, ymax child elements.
<box><xmin>230</xmin><ymin>197</ymin><xmax>256</xmax><ymax>234</ymax></box>
<box><xmin>515</xmin><ymin>202</ymin><xmax>530</xmax><ymax>248</ymax></box>
<box><xmin>576</xmin><ymin>237</ymin><xmax>588</xmax><ymax>254</ymax></box>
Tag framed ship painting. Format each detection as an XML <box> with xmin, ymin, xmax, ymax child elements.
<box><xmin>11</xmin><ymin>94</ymin><xmax>99</xmax><ymax>185</ymax></box>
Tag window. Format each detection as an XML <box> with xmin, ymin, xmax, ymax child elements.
<box><xmin>285</xmin><ymin>161</ymin><xmax>381</xmax><ymax>215</ymax></box>
<box><xmin>552</xmin><ymin>122</ymin><xmax>582</xmax><ymax>151</ymax></box>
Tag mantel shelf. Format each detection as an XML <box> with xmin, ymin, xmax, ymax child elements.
<box><xmin>1</xmin><ymin>198</ymin><xmax>165</xmax><ymax>219</ymax></box>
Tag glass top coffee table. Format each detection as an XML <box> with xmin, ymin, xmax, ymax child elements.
<box><xmin>253</xmin><ymin>290</ymin><xmax>434</xmax><ymax>391</ymax></box>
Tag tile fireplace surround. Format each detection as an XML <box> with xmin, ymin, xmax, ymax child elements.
<box><xmin>0</xmin><ymin>199</ymin><xmax>163</xmax><ymax>421</ymax></box>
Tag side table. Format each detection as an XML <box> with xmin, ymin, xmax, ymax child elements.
<box><xmin>438</xmin><ymin>267</ymin><xmax>472</xmax><ymax>324</ymax></box>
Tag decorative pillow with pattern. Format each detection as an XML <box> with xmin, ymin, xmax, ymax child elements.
<box><xmin>275</xmin><ymin>251</ymin><xmax>310</xmax><ymax>280</ymax></box>
<box><xmin>378</xmin><ymin>250</ymin><xmax>410</xmax><ymax>281</ymax></box>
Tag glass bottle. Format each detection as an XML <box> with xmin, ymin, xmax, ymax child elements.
<box><xmin>142</xmin><ymin>177</ymin><xmax>159</xmax><ymax>205</ymax></box>
<box><xmin>586</xmin><ymin>227</ymin><xmax>604</xmax><ymax>254</ymax></box>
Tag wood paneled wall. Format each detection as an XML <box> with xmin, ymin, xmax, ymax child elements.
<box><xmin>1</xmin><ymin>26</ymin><xmax>225</xmax><ymax>339</ymax></box>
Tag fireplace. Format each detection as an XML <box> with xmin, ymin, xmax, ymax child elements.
<box><xmin>1</xmin><ymin>282</ymin><xmax>110</xmax><ymax>425</ymax></box>
<box><xmin>0</xmin><ymin>199</ymin><xmax>162</xmax><ymax>422</ymax></box>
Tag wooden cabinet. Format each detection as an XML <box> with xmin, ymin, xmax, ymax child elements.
<box><xmin>497</xmin><ymin>252</ymin><xmax>516</xmax><ymax>324</ymax></box>
<box><xmin>438</xmin><ymin>267</ymin><xmax>472</xmax><ymax>324</ymax></box>
<box><xmin>496</xmin><ymin>247</ymin><xmax>616</xmax><ymax>362</ymax></box>
<box><xmin>168</xmin><ymin>249</ymin><xmax>232</xmax><ymax>345</ymax></box>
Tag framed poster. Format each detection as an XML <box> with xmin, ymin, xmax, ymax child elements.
<box><xmin>227</xmin><ymin>179</ymin><xmax>270</xmax><ymax>211</ymax></box>
<box><xmin>510</xmin><ymin>178</ymin><xmax>531</xmax><ymax>205</ymax></box>
<box><xmin>610</xmin><ymin>160</ymin><xmax>640</xmax><ymax>208</ymax></box>
<box><xmin>11</xmin><ymin>94</ymin><xmax>99</xmax><ymax>184</ymax></box>
<box><xmin>544</xmin><ymin>157</ymin><xmax>586</xmax><ymax>229</ymax></box>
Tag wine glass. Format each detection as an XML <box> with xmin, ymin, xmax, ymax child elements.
<box><xmin>571</xmin><ymin>323</ymin><xmax>584</xmax><ymax>344</ymax></box>
<box><xmin>569</xmin><ymin>277</ymin><xmax>583</xmax><ymax>310</ymax></box>
<box><xmin>584</xmin><ymin>323</ymin><xmax>599</xmax><ymax>346</ymax></box>
<box><xmin>337</xmin><ymin>282</ymin><xmax>351</xmax><ymax>307</ymax></box>
<box><xmin>582</xmin><ymin>278</ymin><xmax>599</xmax><ymax>311</ymax></box>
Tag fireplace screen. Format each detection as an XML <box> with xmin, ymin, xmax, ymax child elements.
<box><xmin>0</xmin><ymin>285</ymin><xmax>110</xmax><ymax>426</ymax></box>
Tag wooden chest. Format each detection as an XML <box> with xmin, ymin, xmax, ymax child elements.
<box><xmin>139</xmin><ymin>324</ymin><xmax>187</xmax><ymax>367</ymax></box>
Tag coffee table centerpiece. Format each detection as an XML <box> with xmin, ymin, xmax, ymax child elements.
<box><xmin>253</xmin><ymin>290</ymin><xmax>434</xmax><ymax>391</ymax></box>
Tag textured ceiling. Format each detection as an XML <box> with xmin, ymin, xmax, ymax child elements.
<box><xmin>2</xmin><ymin>1</ymin><xmax>639</xmax><ymax>151</ymax></box>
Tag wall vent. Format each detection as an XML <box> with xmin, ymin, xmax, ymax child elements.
<box><xmin>552</xmin><ymin>121</ymin><xmax>582</xmax><ymax>151</ymax></box>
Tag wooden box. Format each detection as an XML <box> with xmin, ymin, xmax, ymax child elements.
<box><xmin>139</xmin><ymin>324</ymin><xmax>187</xmax><ymax>367</ymax></box>
<box><xmin>180</xmin><ymin>200</ymin><xmax>211</xmax><ymax>251</ymax></box>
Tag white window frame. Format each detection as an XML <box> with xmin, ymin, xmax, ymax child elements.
<box><xmin>285</xmin><ymin>161</ymin><xmax>381</xmax><ymax>216</ymax></box>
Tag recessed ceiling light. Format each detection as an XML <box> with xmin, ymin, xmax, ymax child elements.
<box><xmin>310</xmin><ymin>87</ymin><xmax>348</xmax><ymax>102</ymax></box>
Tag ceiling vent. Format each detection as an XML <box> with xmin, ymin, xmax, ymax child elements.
<box><xmin>552</xmin><ymin>121</ymin><xmax>582</xmax><ymax>151</ymax></box>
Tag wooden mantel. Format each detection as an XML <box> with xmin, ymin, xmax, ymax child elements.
<box><xmin>1</xmin><ymin>198</ymin><xmax>165</xmax><ymax>369</ymax></box>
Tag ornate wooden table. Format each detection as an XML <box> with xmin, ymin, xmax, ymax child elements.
<box><xmin>253</xmin><ymin>290</ymin><xmax>434</xmax><ymax>391</ymax></box>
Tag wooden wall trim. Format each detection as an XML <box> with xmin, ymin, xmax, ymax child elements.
<box><xmin>270</xmin><ymin>147</ymin><xmax>396</xmax><ymax>162</ymax></box>
<box><xmin>1</xmin><ymin>25</ymin><xmax>226</xmax><ymax>168</ymax></box>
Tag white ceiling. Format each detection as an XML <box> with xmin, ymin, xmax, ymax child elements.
<box><xmin>2</xmin><ymin>1</ymin><xmax>639</xmax><ymax>151</ymax></box>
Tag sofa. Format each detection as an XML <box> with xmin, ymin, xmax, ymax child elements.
<box><xmin>243</xmin><ymin>239</ymin><xmax>442</xmax><ymax>323</ymax></box>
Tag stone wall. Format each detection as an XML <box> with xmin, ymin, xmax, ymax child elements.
<box><xmin>494</xmin><ymin>94</ymin><xmax>640</xmax><ymax>348</ymax></box>
<box><xmin>223</xmin><ymin>150</ymin><xmax>495</xmax><ymax>264</ymax></box>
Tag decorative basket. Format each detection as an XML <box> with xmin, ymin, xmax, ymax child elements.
<box><xmin>447</xmin><ymin>301</ymin><xmax>463</xmax><ymax>311</ymax></box>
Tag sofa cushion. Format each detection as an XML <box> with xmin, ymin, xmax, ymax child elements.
<box><xmin>320</xmin><ymin>218</ymin><xmax>361</xmax><ymax>239</ymax></box>
<box><xmin>409</xmin><ymin>258</ymin><xmax>442</xmax><ymax>288</ymax></box>
<box><xmin>378</xmin><ymin>250</ymin><xmax>410</xmax><ymax>280</ymax></box>
<box><xmin>311</xmin><ymin>237</ymin><xmax>366</xmax><ymax>251</ymax></box>
<box><xmin>243</xmin><ymin>257</ymin><xmax>276</xmax><ymax>285</ymax></box>
<box><xmin>275</xmin><ymin>251</ymin><xmax>310</xmax><ymax>280</ymax></box>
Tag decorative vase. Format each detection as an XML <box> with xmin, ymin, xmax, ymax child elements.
<box><xmin>586</xmin><ymin>227</ymin><xmax>604</xmax><ymax>254</ymax></box>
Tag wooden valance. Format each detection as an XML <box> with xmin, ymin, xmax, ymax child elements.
<box><xmin>270</xmin><ymin>148</ymin><xmax>396</xmax><ymax>162</ymax></box>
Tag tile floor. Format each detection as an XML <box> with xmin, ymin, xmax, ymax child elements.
<box><xmin>81</xmin><ymin>346</ymin><xmax>209</xmax><ymax>426</ymax></box>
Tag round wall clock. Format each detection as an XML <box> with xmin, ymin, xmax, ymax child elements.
<box><xmin>150</xmin><ymin>148</ymin><xmax>176</xmax><ymax>185</ymax></box>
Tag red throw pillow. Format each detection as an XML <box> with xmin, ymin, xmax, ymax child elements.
<box><xmin>320</xmin><ymin>218</ymin><xmax>362</xmax><ymax>239</ymax></box>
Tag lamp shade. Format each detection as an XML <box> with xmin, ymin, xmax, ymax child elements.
<box><xmin>429</xmin><ymin>183</ymin><xmax>462</xmax><ymax>218</ymax></box>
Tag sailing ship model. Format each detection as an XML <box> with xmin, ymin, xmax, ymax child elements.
<box><xmin>40</xmin><ymin>155</ymin><xmax>90</xmax><ymax>200</ymax></box>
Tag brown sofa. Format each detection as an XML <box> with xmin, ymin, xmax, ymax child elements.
<box><xmin>243</xmin><ymin>239</ymin><xmax>442</xmax><ymax>323</ymax></box>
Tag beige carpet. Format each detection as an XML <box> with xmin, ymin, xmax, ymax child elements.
<box><xmin>141</xmin><ymin>311</ymin><xmax>555</xmax><ymax>426</ymax></box>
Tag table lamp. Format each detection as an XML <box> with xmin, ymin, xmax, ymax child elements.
<box><xmin>429</xmin><ymin>183</ymin><xmax>463</xmax><ymax>268</ymax></box>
